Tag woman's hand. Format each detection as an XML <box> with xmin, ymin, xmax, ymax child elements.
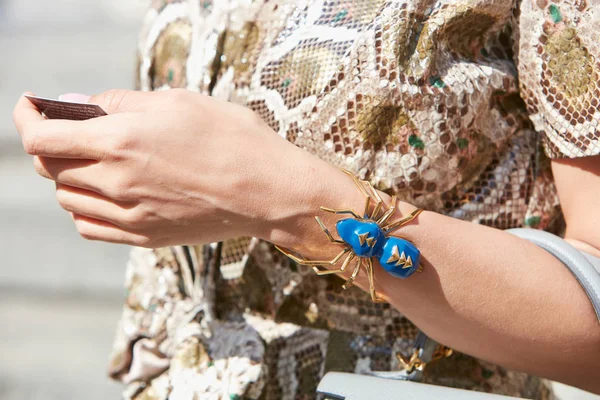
<box><xmin>13</xmin><ymin>89</ymin><xmax>347</xmax><ymax>247</ymax></box>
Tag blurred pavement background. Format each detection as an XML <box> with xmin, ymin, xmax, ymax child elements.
<box><xmin>0</xmin><ymin>1</ymin><xmax>599</xmax><ymax>399</ymax></box>
<box><xmin>0</xmin><ymin>1</ymin><xmax>146</xmax><ymax>398</ymax></box>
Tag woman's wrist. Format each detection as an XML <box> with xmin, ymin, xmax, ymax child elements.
<box><xmin>253</xmin><ymin>151</ymin><xmax>420</xmax><ymax>262</ymax></box>
<box><xmin>252</xmin><ymin>151</ymin><xmax>360</xmax><ymax>254</ymax></box>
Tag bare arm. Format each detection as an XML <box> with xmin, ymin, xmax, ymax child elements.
<box><xmin>14</xmin><ymin>88</ymin><xmax>599</xmax><ymax>391</ymax></box>
<box><xmin>263</xmin><ymin>153</ymin><xmax>600</xmax><ymax>393</ymax></box>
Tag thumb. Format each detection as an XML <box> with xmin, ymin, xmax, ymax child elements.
<box><xmin>88</xmin><ymin>89</ymin><xmax>149</xmax><ymax>114</ymax></box>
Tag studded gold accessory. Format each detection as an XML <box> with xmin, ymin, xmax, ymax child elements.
<box><xmin>397</xmin><ymin>344</ymin><xmax>454</xmax><ymax>373</ymax></box>
<box><xmin>275</xmin><ymin>168</ymin><xmax>423</xmax><ymax>302</ymax></box>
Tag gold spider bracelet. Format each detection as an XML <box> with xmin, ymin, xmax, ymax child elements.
<box><xmin>275</xmin><ymin>169</ymin><xmax>423</xmax><ymax>302</ymax></box>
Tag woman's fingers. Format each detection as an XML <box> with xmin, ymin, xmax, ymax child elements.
<box><xmin>20</xmin><ymin>118</ymin><xmax>108</xmax><ymax>159</ymax></box>
<box><xmin>71</xmin><ymin>213</ymin><xmax>151</xmax><ymax>247</ymax></box>
<box><xmin>34</xmin><ymin>156</ymin><xmax>96</xmax><ymax>181</ymax></box>
<box><xmin>34</xmin><ymin>156</ymin><xmax>136</xmax><ymax>201</ymax></box>
<box><xmin>34</xmin><ymin>156</ymin><xmax>109</xmax><ymax>193</ymax></box>
<box><xmin>14</xmin><ymin>94</ymin><xmax>131</xmax><ymax>159</ymax></box>
<box><xmin>13</xmin><ymin>92</ymin><xmax>45</xmax><ymax>133</ymax></box>
<box><xmin>55</xmin><ymin>183</ymin><xmax>139</xmax><ymax>229</ymax></box>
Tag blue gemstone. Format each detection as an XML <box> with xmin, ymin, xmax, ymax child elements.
<box><xmin>336</xmin><ymin>219</ymin><xmax>384</xmax><ymax>257</ymax></box>
<box><xmin>378</xmin><ymin>237</ymin><xmax>421</xmax><ymax>278</ymax></box>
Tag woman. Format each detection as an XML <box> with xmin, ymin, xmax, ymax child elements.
<box><xmin>13</xmin><ymin>0</ymin><xmax>600</xmax><ymax>398</ymax></box>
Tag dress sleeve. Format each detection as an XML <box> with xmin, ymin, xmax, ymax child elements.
<box><xmin>516</xmin><ymin>0</ymin><xmax>600</xmax><ymax>159</ymax></box>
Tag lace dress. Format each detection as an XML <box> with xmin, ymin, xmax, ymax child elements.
<box><xmin>108</xmin><ymin>1</ymin><xmax>600</xmax><ymax>399</ymax></box>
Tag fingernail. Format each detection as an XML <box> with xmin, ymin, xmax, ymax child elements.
<box><xmin>58</xmin><ymin>93</ymin><xmax>91</xmax><ymax>103</ymax></box>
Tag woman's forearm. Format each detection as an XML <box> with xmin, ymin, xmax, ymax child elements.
<box><xmin>260</xmin><ymin>157</ymin><xmax>600</xmax><ymax>393</ymax></box>
<box><xmin>380</xmin><ymin>209</ymin><xmax>599</xmax><ymax>391</ymax></box>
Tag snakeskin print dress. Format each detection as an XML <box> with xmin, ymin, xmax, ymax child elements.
<box><xmin>108</xmin><ymin>1</ymin><xmax>600</xmax><ymax>399</ymax></box>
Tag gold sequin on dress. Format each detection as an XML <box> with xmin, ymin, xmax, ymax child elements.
<box><xmin>109</xmin><ymin>1</ymin><xmax>600</xmax><ymax>398</ymax></box>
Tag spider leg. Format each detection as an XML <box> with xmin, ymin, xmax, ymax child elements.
<box><xmin>315</xmin><ymin>216</ymin><xmax>345</xmax><ymax>244</ymax></box>
<box><xmin>340</xmin><ymin>168</ymin><xmax>372</xmax><ymax>218</ymax></box>
<box><xmin>362</xmin><ymin>180</ymin><xmax>384</xmax><ymax>221</ymax></box>
<box><xmin>341</xmin><ymin>258</ymin><xmax>362</xmax><ymax>289</ymax></box>
<box><xmin>312</xmin><ymin>252</ymin><xmax>356</xmax><ymax>275</ymax></box>
<box><xmin>365</xmin><ymin>258</ymin><xmax>386</xmax><ymax>302</ymax></box>
<box><xmin>320</xmin><ymin>207</ymin><xmax>363</xmax><ymax>219</ymax></box>
<box><xmin>274</xmin><ymin>246</ymin><xmax>350</xmax><ymax>266</ymax></box>
<box><xmin>376</xmin><ymin>194</ymin><xmax>398</xmax><ymax>225</ymax></box>
<box><xmin>382</xmin><ymin>208</ymin><xmax>424</xmax><ymax>233</ymax></box>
